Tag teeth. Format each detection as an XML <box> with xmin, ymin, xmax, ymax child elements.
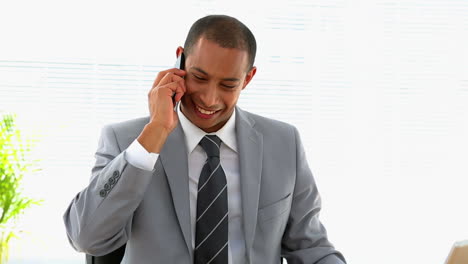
<box><xmin>197</xmin><ymin>106</ymin><xmax>216</xmax><ymax>115</ymax></box>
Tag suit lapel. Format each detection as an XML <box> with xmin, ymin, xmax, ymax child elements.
<box><xmin>235</xmin><ymin>107</ymin><xmax>263</xmax><ymax>262</ymax></box>
<box><xmin>159</xmin><ymin>123</ymin><xmax>193</xmax><ymax>259</ymax></box>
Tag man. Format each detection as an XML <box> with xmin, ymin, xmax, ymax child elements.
<box><xmin>64</xmin><ymin>15</ymin><xmax>346</xmax><ymax>264</ymax></box>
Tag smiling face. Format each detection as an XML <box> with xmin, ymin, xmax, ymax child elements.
<box><xmin>179</xmin><ymin>37</ymin><xmax>256</xmax><ymax>133</ymax></box>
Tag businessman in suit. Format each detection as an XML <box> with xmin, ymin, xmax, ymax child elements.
<box><xmin>64</xmin><ymin>15</ymin><xmax>346</xmax><ymax>264</ymax></box>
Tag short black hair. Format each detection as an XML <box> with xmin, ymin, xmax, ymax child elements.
<box><xmin>183</xmin><ymin>15</ymin><xmax>257</xmax><ymax>71</ymax></box>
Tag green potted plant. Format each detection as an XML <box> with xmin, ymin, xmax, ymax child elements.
<box><xmin>0</xmin><ymin>114</ymin><xmax>41</xmax><ymax>264</ymax></box>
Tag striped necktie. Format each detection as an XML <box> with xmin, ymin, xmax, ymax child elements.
<box><xmin>194</xmin><ymin>135</ymin><xmax>229</xmax><ymax>264</ymax></box>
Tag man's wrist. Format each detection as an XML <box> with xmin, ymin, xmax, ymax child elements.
<box><xmin>137</xmin><ymin>122</ymin><xmax>170</xmax><ymax>154</ymax></box>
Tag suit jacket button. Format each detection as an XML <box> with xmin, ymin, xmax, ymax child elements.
<box><xmin>112</xmin><ymin>171</ymin><xmax>120</xmax><ymax>179</ymax></box>
<box><xmin>108</xmin><ymin>177</ymin><xmax>116</xmax><ymax>185</ymax></box>
<box><xmin>104</xmin><ymin>183</ymin><xmax>111</xmax><ymax>191</ymax></box>
<box><xmin>99</xmin><ymin>190</ymin><xmax>107</xmax><ymax>197</ymax></box>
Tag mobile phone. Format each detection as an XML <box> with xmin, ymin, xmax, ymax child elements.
<box><xmin>175</xmin><ymin>52</ymin><xmax>185</xmax><ymax>70</ymax></box>
<box><xmin>173</xmin><ymin>52</ymin><xmax>185</xmax><ymax>109</ymax></box>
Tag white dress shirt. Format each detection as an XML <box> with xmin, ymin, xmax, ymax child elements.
<box><xmin>125</xmin><ymin>105</ymin><xmax>246</xmax><ymax>263</ymax></box>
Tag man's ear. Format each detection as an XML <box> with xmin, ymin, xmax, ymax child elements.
<box><xmin>176</xmin><ymin>46</ymin><xmax>184</xmax><ymax>58</ymax></box>
<box><xmin>242</xmin><ymin>66</ymin><xmax>257</xmax><ymax>90</ymax></box>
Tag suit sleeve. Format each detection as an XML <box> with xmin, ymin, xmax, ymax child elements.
<box><xmin>281</xmin><ymin>127</ymin><xmax>346</xmax><ymax>264</ymax></box>
<box><xmin>63</xmin><ymin>124</ymin><xmax>155</xmax><ymax>256</ymax></box>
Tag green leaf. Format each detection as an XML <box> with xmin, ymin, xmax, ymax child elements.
<box><xmin>0</xmin><ymin>113</ymin><xmax>42</xmax><ymax>262</ymax></box>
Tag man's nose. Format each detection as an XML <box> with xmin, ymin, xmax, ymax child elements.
<box><xmin>199</xmin><ymin>83</ymin><xmax>218</xmax><ymax>107</ymax></box>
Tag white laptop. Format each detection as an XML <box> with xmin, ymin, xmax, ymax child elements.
<box><xmin>446</xmin><ymin>240</ymin><xmax>468</xmax><ymax>264</ymax></box>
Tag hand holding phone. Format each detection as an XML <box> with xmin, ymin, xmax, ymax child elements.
<box><xmin>138</xmin><ymin>54</ymin><xmax>186</xmax><ymax>153</ymax></box>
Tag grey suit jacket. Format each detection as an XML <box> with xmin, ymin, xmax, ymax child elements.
<box><xmin>64</xmin><ymin>107</ymin><xmax>346</xmax><ymax>264</ymax></box>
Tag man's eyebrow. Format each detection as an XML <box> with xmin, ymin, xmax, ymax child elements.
<box><xmin>191</xmin><ymin>67</ymin><xmax>240</xmax><ymax>82</ymax></box>
<box><xmin>192</xmin><ymin>67</ymin><xmax>209</xmax><ymax>75</ymax></box>
<box><xmin>222</xmin><ymin>77</ymin><xmax>240</xmax><ymax>82</ymax></box>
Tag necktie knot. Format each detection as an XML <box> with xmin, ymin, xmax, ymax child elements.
<box><xmin>199</xmin><ymin>135</ymin><xmax>221</xmax><ymax>158</ymax></box>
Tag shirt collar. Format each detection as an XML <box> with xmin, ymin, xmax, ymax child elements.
<box><xmin>177</xmin><ymin>102</ymin><xmax>237</xmax><ymax>154</ymax></box>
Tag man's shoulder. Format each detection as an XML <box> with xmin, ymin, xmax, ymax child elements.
<box><xmin>101</xmin><ymin>116</ymin><xmax>150</xmax><ymax>143</ymax></box>
<box><xmin>239</xmin><ymin>108</ymin><xmax>295</xmax><ymax>132</ymax></box>
<box><xmin>105</xmin><ymin>116</ymin><xmax>150</xmax><ymax>131</ymax></box>
<box><xmin>238</xmin><ymin>108</ymin><xmax>298</xmax><ymax>142</ymax></box>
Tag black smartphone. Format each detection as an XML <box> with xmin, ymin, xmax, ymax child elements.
<box><xmin>175</xmin><ymin>52</ymin><xmax>185</xmax><ymax>70</ymax></box>
<box><xmin>172</xmin><ymin>52</ymin><xmax>185</xmax><ymax>109</ymax></box>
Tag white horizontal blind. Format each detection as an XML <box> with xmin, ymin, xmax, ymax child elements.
<box><xmin>1</xmin><ymin>0</ymin><xmax>468</xmax><ymax>263</ymax></box>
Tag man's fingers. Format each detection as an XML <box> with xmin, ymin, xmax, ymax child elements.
<box><xmin>173</xmin><ymin>92</ymin><xmax>184</xmax><ymax>103</ymax></box>
<box><xmin>153</xmin><ymin>68</ymin><xmax>185</xmax><ymax>86</ymax></box>
<box><xmin>178</xmin><ymin>79</ymin><xmax>186</xmax><ymax>93</ymax></box>
<box><xmin>148</xmin><ymin>68</ymin><xmax>186</xmax><ymax>111</ymax></box>
<box><xmin>149</xmin><ymin>71</ymin><xmax>186</xmax><ymax>99</ymax></box>
<box><xmin>150</xmin><ymin>82</ymin><xmax>185</xmax><ymax>100</ymax></box>
<box><xmin>152</xmin><ymin>72</ymin><xmax>186</xmax><ymax>93</ymax></box>
<box><xmin>173</xmin><ymin>83</ymin><xmax>185</xmax><ymax>102</ymax></box>
<box><xmin>152</xmin><ymin>68</ymin><xmax>186</xmax><ymax>88</ymax></box>
<box><xmin>165</xmin><ymin>73</ymin><xmax>185</xmax><ymax>87</ymax></box>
